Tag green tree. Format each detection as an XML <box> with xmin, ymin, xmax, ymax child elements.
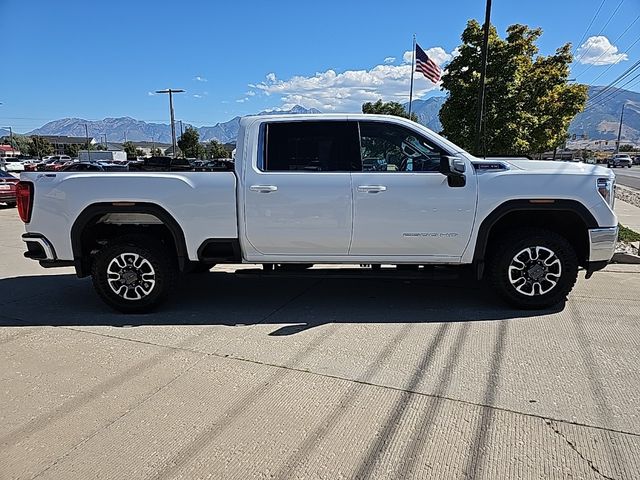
<box><xmin>440</xmin><ymin>21</ymin><xmax>588</xmax><ymax>156</ymax></box>
<box><xmin>362</xmin><ymin>99</ymin><xmax>418</xmax><ymax>122</ymax></box>
<box><xmin>150</xmin><ymin>147</ymin><xmax>162</xmax><ymax>157</ymax></box>
<box><xmin>177</xmin><ymin>126</ymin><xmax>206</xmax><ymax>158</ymax></box>
<box><xmin>30</xmin><ymin>136</ymin><xmax>54</xmax><ymax>158</ymax></box>
<box><xmin>12</xmin><ymin>135</ymin><xmax>34</xmax><ymax>156</ymax></box>
<box><xmin>619</xmin><ymin>144</ymin><xmax>638</xmax><ymax>152</ymax></box>
<box><xmin>206</xmin><ymin>139</ymin><xmax>230</xmax><ymax>159</ymax></box>
<box><xmin>122</xmin><ymin>141</ymin><xmax>138</xmax><ymax>159</ymax></box>
<box><xmin>64</xmin><ymin>144</ymin><xmax>79</xmax><ymax>157</ymax></box>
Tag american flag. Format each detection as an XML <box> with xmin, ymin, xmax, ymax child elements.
<box><xmin>415</xmin><ymin>43</ymin><xmax>441</xmax><ymax>83</ymax></box>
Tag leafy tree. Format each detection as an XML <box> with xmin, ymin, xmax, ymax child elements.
<box><xmin>150</xmin><ymin>147</ymin><xmax>162</xmax><ymax>157</ymax></box>
<box><xmin>440</xmin><ymin>21</ymin><xmax>588</xmax><ymax>156</ymax></box>
<box><xmin>136</xmin><ymin>148</ymin><xmax>145</xmax><ymax>157</ymax></box>
<box><xmin>122</xmin><ymin>141</ymin><xmax>138</xmax><ymax>159</ymax></box>
<box><xmin>12</xmin><ymin>135</ymin><xmax>33</xmax><ymax>156</ymax></box>
<box><xmin>206</xmin><ymin>139</ymin><xmax>230</xmax><ymax>159</ymax></box>
<box><xmin>64</xmin><ymin>144</ymin><xmax>79</xmax><ymax>157</ymax></box>
<box><xmin>177</xmin><ymin>126</ymin><xmax>205</xmax><ymax>158</ymax></box>
<box><xmin>30</xmin><ymin>136</ymin><xmax>54</xmax><ymax>158</ymax></box>
<box><xmin>362</xmin><ymin>99</ymin><xmax>418</xmax><ymax>122</ymax></box>
<box><xmin>619</xmin><ymin>144</ymin><xmax>638</xmax><ymax>152</ymax></box>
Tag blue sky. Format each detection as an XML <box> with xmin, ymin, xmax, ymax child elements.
<box><xmin>2</xmin><ymin>0</ymin><xmax>639</xmax><ymax>132</ymax></box>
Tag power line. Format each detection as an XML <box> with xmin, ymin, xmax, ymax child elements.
<box><xmin>587</xmin><ymin>58</ymin><xmax>640</xmax><ymax>104</ymax></box>
<box><xmin>587</xmin><ymin>70</ymin><xmax>640</xmax><ymax>108</ymax></box>
<box><xmin>574</xmin><ymin>14</ymin><xmax>639</xmax><ymax>78</ymax></box>
<box><xmin>573</xmin><ymin>0</ymin><xmax>607</xmax><ymax>54</ymax></box>
<box><xmin>574</xmin><ymin>0</ymin><xmax>625</xmax><ymax>64</ymax></box>
<box><xmin>587</xmin><ymin>35</ymin><xmax>640</xmax><ymax>85</ymax></box>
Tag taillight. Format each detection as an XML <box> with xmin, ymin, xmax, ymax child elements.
<box><xmin>16</xmin><ymin>181</ymin><xmax>33</xmax><ymax>223</ymax></box>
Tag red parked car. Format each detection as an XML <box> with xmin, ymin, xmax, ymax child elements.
<box><xmin>0</xmin><ymin>169</ymin><xmax>19</xmax><ymax>207</ymax></box>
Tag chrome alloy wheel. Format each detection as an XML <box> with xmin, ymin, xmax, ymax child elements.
<box><xmin>106</xmin><ymin>253</ymin><xmax>156</xmax><ymax>300</ymax></box>
<box><xmin>507</xmin><ymin>246</ymin><xmax>562</xmax><ymax>297</ymax></box>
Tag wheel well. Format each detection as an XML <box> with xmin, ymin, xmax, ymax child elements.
<box><xmin>71</xmin><ymin>204</ymin><xmax>187</xmax><ymax>277</ymax></box>
<box><xmin>482</xmin><ymin>210</ymin><xmax>590</xmax><ymax>267</ymax></box>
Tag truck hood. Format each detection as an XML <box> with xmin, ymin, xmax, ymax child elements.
<box><xmin>503</xmin><ymin>159</ymin><xmax>612</xmax><ymax>177</ymax></box>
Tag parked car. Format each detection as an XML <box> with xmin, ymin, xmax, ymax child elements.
<box><xmin>4</xmin><ymin>160</ymin><xmax>25</xmax><ymax>172</ymax></box>
<box><xmin>18</xmin><ymin>114</ymin><xmax>618</xmax><ymax>313</ymax></box>
<box><xmin>0</xmin><ymin>169</ymin><xmax>19</xmax><ymax>207</ymax></box>
<box><xmin>632</xmin><ymin>156</ymin><xmax>640</xmax><ymax>165</ymax></box>
<box><xmin>61</xmin><ymin>162</ymin><xmax>106</xmax><ymax>172</ymax></box>
<box><xmin>608</xmin><ymin>154</ymin><xmax>633</xmax><ymax>168</ymax></box>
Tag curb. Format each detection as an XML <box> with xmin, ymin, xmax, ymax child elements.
<box><xmin>612</xmin><ymin>252</ymin><xmax>640</xmax><ymax>264</ymax></box>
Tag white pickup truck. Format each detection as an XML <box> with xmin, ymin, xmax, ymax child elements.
<box><xmin>17</xmin><ymin>114</ymin><xmax>618</xmax><ymax>312</ymax></box>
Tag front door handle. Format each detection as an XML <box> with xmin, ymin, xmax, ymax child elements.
<box><xmin>357</xmin><ymin>185</ymin><xmax>387</xmax><ymax>193</ymax></box>
<box><xmin>250</xmin><ymin>185</ymin><xmax>278</xmax><ymax>193</ymax></box>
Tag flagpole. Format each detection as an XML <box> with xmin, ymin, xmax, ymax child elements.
<box><xmin>408</xmin><ymin>34</ymin><xmax>416</xmax><ymax>119</ymax></box>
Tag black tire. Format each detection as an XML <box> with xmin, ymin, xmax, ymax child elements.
<box><xmin>91</xmin><ymin>234</ymin><xmax>177</xmax><ymax>313</ymax></box>
<box><xmin>6</xmin><ymin>201</ymin><xmax>16</xmax><ymax>208</ymax></box>
<box><xmin>488</xmin><ymin>228</ymin><xmax>578</xmax><ymax>309</ymax></box>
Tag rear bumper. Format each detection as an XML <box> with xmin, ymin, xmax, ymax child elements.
<box><xmin>22</xmin><ymin>233</ymin><xmax>56</xmax><ymax>261</ymax></box>
<box><xmin>588</xmin><ymin>227</ymin><xmax>618</xmax><ymax>262</ymax></box>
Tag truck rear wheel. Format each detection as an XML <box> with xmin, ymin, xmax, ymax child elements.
<box><xmin>91</xmin><ymin>235</ymin><xmax>176</xmax><ymax>313</ymax></box>
<box><xmin>488</xmin><ymin>228</ymin><xmax>578</xmax><ymax>309</ymax></box>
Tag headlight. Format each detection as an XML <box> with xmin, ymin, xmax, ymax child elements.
<box><xmin>597</xmin><ymin>177</ymin><xmax>615</xmax><ymax>208</ymax></box>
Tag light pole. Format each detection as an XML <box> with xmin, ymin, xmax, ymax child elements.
<box><xmin>84</xmin><ymin>124</ymin><xmax>91</xmax><ymax>162</ymax></box>
<box><xmin>615</xmin><ymin>103</ymin><xmax>626</xmax><ymax>154</ymax></box>
<box><xmin>155</xmin><ymin>89</ymin><xmax>185</xmax><ymax>157</ymax></box>
<box><xmin>2</xmin><ymin>126</ymin><xmax>13</xmax><ymax>150</ymax></box>
<box><xmin>475</xmin><ymin>0</ymin><xmax>492</xmax><ymax>157</ymax></box>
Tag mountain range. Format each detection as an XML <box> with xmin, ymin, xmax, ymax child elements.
<box><xmin>568</xmin><ymin>86</ymin><xmax>639</xmax><ymax>142</ymax></box>
<box><xmin>27</xmin><ymin>105</ymin><xmax>321</xmax><ymax>144</ymax></box>
<box><xmin>19</xmin><ymin>86</ymin><xmax>640</xmax><ymax>144</ymax></box>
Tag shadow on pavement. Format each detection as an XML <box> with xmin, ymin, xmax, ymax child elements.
<box><xmin>0</xmin><ymin>270</ymin><xmax>563</xmax><ymax>331</ymax></box>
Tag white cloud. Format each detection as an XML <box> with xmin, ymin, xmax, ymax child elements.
<box><xmin>403</xmin><ymin>47</ymin><xmax>452</xmax><ymax>65</ymax></box>
<box><xmin>194</xmin><ymin>76</ymin><xmax>208</xmax><ymax>82</ymax></box>
<box><xmin>147</xmin><ymin>91</ymin><xmax>156</xmax><ymax>96</ymax></box>
<box><xmin>236</xmin><ymin>97</ymin><xmax>249</xmax><ymax>103</ymax></box>
<box><xmin>576</xmin><ymin>36</ymin><xmax>628</xmax><ymax>65</ymax></box>
<box><xmin>384</xmin><ymin>56</ymin><xmax>396</xmax><ymax>64</ymax></box>
<box><xmin>245</xmin><ymin>90</ymin><xmax>256</xmax><ymax>96</ymax></box>
<box><xmin>193</xmin><ymin>94</ymin><xmax>203</xmax><ymax>98</ymax></box>
<box><xmin>253</xmin><ymin>47</ymin><xmax>453</xmax><ymax>112</ymax></box>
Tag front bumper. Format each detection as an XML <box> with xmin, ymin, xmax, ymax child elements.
<box><xmin>588</xmin><ymin>227</ymin><xmax>618</xmax><ymax>262</ymax></box>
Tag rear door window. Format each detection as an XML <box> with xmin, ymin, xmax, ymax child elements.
<box><xmin>262</xmin><ymin>121</ymin><xmax>360</xmax><ymax>172</ymax></box>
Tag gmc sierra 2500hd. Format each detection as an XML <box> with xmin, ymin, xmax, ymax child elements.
<box><xmin>17</xmin><ymin>114</ymin><xmax>618</xmax><ymax>312</ymax></box>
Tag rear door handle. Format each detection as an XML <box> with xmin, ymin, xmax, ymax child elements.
<box><xmin>249</xmin><ymin>185</ymin><xmax>278</xmax><ymax>193</ymax></box>
<box><xmin>357</xmin><ymin>185</ymin><xmax>387</xmax><ymax>193</ymax></box>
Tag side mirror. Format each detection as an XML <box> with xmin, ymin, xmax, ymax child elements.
<box><xmin>439</xmin><ymin>156</ymin><xmax>466</xmax><ymax>187</ymax></box>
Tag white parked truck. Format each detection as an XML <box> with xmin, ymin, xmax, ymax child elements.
<box><xmin>18</xmin><ymin>114</ymin><xmax>618</xmax><ymax>312</ymax></box>
<box><xmin>78</xmin><ymin>150</ymin><xmax>127</xmax><ymax>163</ymax></box>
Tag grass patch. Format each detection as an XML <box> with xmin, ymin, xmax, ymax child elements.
<box><xmin>619</xmin><ymin>223</ymin><xmax>640</xmax><ymax>243</ymax></box>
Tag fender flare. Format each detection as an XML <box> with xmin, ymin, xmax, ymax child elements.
<box><xmin>472</xmin><ymin>199</ymin><xmax>598</xmax><ymax>264</ymax></box>
<box><xmin>70</xmin><ymin>202</ymin><xmax>188</xmax><ymax>277</ymax></box>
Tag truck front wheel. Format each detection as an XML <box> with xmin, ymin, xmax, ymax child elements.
<box><xmin>489</xmin><ymin>228</ymin><xmax>578</xmax><ymax>309</ymax></box>
<box><xmin>91</xmin><ymin>235</ymin><xmax>176</xmax><ymax>313</ymax></box>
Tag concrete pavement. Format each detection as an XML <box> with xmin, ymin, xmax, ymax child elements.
<box><xmin>615</xmin><ymin>198</ymin><xmax>640</xmax><ymax>232</ymax></box>
<box><xmin>1</xmin><ymin>205</ymin><xmax>640</xmax><ymax>479</ymax></box>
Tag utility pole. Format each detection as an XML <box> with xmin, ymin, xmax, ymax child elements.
<box><xmin>475</xmin><ymin>0</ymin><xmax>492</xmax><ymax>157</ymax></box>
<box><xmin>615</xmin><ymin>103</ymin><xmax>626</xmax><ymax>154</ymax></box>
<box><xmin>84</xmin><ymin>124</ymin><xmax>91</xmax><ymax>163</ymax></box>
<box><xmin>179</xmin><ymin>120</ymin><xmax>184</xmax><ymax>138</ymax></box>
<box><xmin>155</xmin><ymin>88</ymin><xmax>185</xmax><ymax>157</ymax></box>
